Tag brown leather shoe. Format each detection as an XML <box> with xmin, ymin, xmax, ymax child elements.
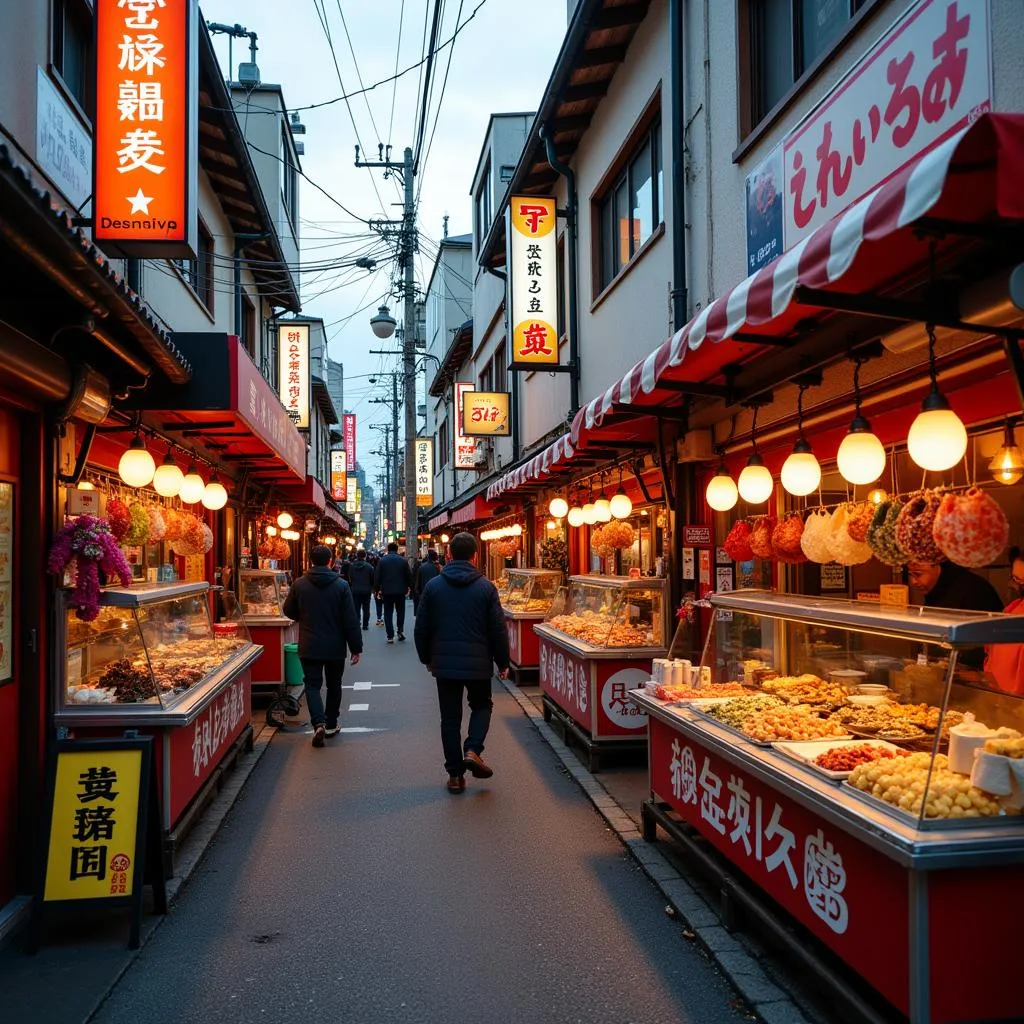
<box><xmin>463</xmin><ymin>751</ymin><xmax>493</xmax><ymax>779</ymax></box>
<box><xmin>446</xmin><ymin>775</ymin><xmax>466</xmax><ymax>793</ymax></box>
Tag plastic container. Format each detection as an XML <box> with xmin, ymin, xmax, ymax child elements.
<box><xmin>283</xmin><ymin>642</ymin><xmax>303</xmax><ymax>686</ymax></box>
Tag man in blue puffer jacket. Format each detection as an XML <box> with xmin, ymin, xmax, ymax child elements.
<box><xmin>414</xmin><ymin>532</ymin><xmax>510</xmax><ymax>793</ymax></box>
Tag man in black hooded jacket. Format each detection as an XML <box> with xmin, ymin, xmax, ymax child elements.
<box><xmin>283</xmin><ymin>545</ymin><xmax>363</xmax><ymax>747</ymax></box>
<box><xmin>414</xmin><ymin>532</ymin><xmax>510</xmax><ymax>792</ymax></box>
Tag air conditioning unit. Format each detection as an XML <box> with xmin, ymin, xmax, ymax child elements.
<box><xmin>676</xmin><ymin>429</ymin><xmax>714</xmax><ymax>462</ymax></box>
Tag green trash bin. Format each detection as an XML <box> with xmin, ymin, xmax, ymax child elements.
<box><xmin>283</xmin><ymin>643</ymin><xmax>303</xmax><ymax>686</ymax></box>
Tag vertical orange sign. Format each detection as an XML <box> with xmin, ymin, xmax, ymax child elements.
<box><xmin>509</xmin><ymin>196</ymin><xmax>559</xmax><ymax>367</ymax></box>
<box><xmin>94</xmin><ymin>0</ymin><xmax>196</xmax><ymax>257</ymax></box>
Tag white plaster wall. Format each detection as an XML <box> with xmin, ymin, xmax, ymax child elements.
<box><xmin>568</xmin><ymin>0</ymin><xmax>674</xmax><ymax>402</ymax></box>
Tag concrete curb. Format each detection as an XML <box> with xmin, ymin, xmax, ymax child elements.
<box><xmin>499</xmin><ymin>678</ymin><xmax>814</xmax><ymax>1024</ymax></box>
<box><xmin>83</xmin><ymin>722</ymin><xmax>279</xmax><ymax>1023</ymax></box>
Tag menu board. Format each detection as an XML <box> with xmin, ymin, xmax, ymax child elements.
<box><xmin>0</xmin><ymin>483</ymin><xmax>12</xmax><ymax>683</ymax></box>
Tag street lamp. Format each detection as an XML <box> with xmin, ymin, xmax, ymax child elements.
<box><xmin>369</xmin><ymin>305</ymin><xmax>397</xmax><ymax>339</ymax></box>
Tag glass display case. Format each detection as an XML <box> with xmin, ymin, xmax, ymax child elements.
<box><xmin>543</xmin><ymin>575</ymin><xmax>668</xmax><ymax>652</ymax></box>
<box><xmin>501</xmin><ymin>568</ymin><xmax>562</xmax><ymax>617</ymax></box>
<box><xmin>239</xmin><ymin>569</ymin><xmax>291</xmax><ymax>620</ymax></box>
<box><xmin>59</xmin><ymin>582</ymin><xmax>254</xmax><ymax>712</ymax></box>
<box><xmin>693</xmin><ymin>590</ymin><xmax>1024</xmax><ymax>829</ymax></box>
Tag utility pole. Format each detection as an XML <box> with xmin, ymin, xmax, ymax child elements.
<box><xmin>357</xmin><ymin>144</ymin><xmax>418</xmax><ymax>556</ymax></box>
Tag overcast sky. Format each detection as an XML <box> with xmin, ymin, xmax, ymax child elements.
<box><xmin>200</xmin><ymin>0</ymin><xmax>566</xmax><ymax>488</ymax></box>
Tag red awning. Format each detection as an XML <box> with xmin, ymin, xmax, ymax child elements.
<box><xmin>571</xmin><ymin>112</ymin><xmax>1024</xmax><ymax>450</ymax></box>
<box><xmin>428</xmin><ymin>510</ymin><xmax>450</xmax><ymax>531</ymax></box>
<box><xmin>487</xmin><ymin>433</ymin><xmax>576</xmax><ymax>500</ymax></box>
<box><xmin>153</xmin><ymin>333</ymin><xmax>308</xmax><ymax>485</ymax></box>
<box><xmin>449</xmin><ymin>496</ymin><xmax>494</xmax><ymax>526</ymax></box>
<box><xmin>277</xmin><ymin>476</ymin><xmax>327</xmax><ymax>513</ymax></box>
<box><xmin>322</xmin><ymin>501</ymin><xmax>350</xmax><ymax>532</ymax></box>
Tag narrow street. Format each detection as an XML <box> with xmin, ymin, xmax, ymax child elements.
<box><xmin>86</xmin><ymin>610</ymin><xmax>748</xmax><ymax>1024</ymax></box>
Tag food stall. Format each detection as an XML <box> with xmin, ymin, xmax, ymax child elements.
<box><xmin>498</xmin><ymin>568</ymin><xmax>561</xmax><ymax>685</ymax></box>
<box><xmin>56</xmin><ymin>582</ymin><xmax>262</xmax><ymax>872</ymax></box>
<box><xmin>238</xmin><ymin>568</ymin><xmax>296</xmax><ymax>693</ymax></box>
<box><xmin>632</xmin><ymin>589</ymin><xmax>1024</xmax><ymax>1024</ymax></box>
<box><xmin>535</xmin><ymin>574</ymin><xmax>668</xmax><ymax>770</ymax></box>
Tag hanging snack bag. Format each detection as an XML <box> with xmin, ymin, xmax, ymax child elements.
<box><xmin>895</xmin><ymin>490</ymin><xmax>946</xmax><ymax>563</ymax></box>
<box><xmin>932</xmin><ymin>487</ymin><xmax>1009</xmax><ymax>568</ymax></box>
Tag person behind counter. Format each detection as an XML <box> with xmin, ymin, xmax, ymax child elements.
<box><xmin>908</xmin><ymin>560</ymin><xmax>1003</xmax><ymax>671</ymax></box>
<box><xmin>984</xmin><ymin>547</ymin><xmax>1024</xmax><ymax>695</ymax></box>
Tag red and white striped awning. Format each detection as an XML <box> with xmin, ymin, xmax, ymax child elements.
<box><xmin>570</xmin><ymin>112</ymin><xmax>1024</xmax><ymax>450</ymax></box>
<box><xmin>486</xmin><ymin>432</ymin><xmax>575</xmax><ymax>500</ymax></box>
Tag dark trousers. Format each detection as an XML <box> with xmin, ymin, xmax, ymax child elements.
<box><xmin>412</xmin><ymin>592</ymin><xmax>420</xmax><ymax>615</ymax></box>
<box><xmin>374</xmin><ymin>594</ymin><xmax>383</xmax><ymax>621</ymax></box>
<box><xmin>353</xmin><ymin>592</ymin><xmax>371</xmax><ymax>629</ymax></box>
<box><xmin>435</xmin><ymin>677</ymin><xmax>493</xmax><ymax>776</ymax></box>
<box><xmin>301</xmin><ymin>658</ymin><xmax>344</xmax><ymax>728</ymax></box>
<box><xmin>382</xmin><ymin>594</ymin><xmax>406</xmax><ymax>639</ymax></box>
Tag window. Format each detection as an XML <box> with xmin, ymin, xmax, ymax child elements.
<box><xmin>747</xmin><ymin>0</ymin><xmax>873</xmax><ymax>128</ymax></box>
<box><xmin>596</xmin><ymin>119</ymin><xmax>662</xmax><ymax>293</ymax></box>
<box><xmin>493</xmin><ymin>341</ymin><xmax>507</xmax><ymax>396</ymax></box>
<box><xmin>438</xmin><ymin>419</ymin><xmax>449</xmax><ymax>470</ymax></box>
<box><xmin>52</xmin><ymin>0</ymin><xmax>94</xmax><ymax>119</ymax></box>
<box><xmin>172</xmin><ymin>219</ymin><xmax>215</xmax><ymax>312</ymax></box>
<box><xmin>475</xmin><ymin>160</ymin><xmax>492</xmax><ymax>248</ymax></box>
<box><xmin>241</xmin><ymin>294</ymin><xmax>256</xmax><ymax>359</ymax></box>
<box><xmin>478</xmin><ymin>358</ymin><xmax>493</xmax><ymax>394</ymax></box>
<box><xmin>282</xmin><ymin>124</ymin><xmax>298</xmax><ymax>229</ymax></box>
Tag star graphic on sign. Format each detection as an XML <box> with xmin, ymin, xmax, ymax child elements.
<box><xmin>126</xmin><ymin>188</ymin><xmax>154</xmax><ymax>214</ymax></box>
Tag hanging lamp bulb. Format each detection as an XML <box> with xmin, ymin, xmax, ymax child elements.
<box><xmin>705</xmin><ymin>462</ymin><xmax>738</xmax><ymax>512</ymax></box>
<box><xmin>567</xmin><ymin>506</ymin><xmax>584</xmax><ymax>528</ymax></box>
<box><xmin>201</xmin><ymin>471</ymin><xmax>229</xmax><ymax>511</ymax></box>
<box><xmin>277</xmin><ymin>511</ymin><xmax>294</xmax><ymax>529</ymax></box>
<box><xmin>581</xmin><ymin>502</ymin><xmax>597</xmax><ymax>525</ymax></box>
<box><xmin>780</xmin><ymin>440</ymin><xmax>821</xmax><ymax>497</ymax></box>
<box><xmin>737</xmin><ymin>454</ymin><xmax>774</xmax><ymax>504</ymax></box>
<box><xmin>989</xmin><ymin>419</ymin><xmax>1024</xmax><ymax>485</ymax></box>
<box><xmin>906</xmin><ymin>324</ymin><xmax>967</xmax><ymax>472</ymax></box>
<box><xmin>179</xmin><ymin>463</ymin><xmax>206</xmax><ymax>504</ymax></box>
<box><xmin>867</xmin><ymin>487</ymin><xmax>888</xmax><ymax>505</ymax></box>
<box><xmin>836</xmin><ymin>354</ymin><xmax>886</xmax><ymax>485</ymax></box>
<box><xmin>152</xmin><ymin>446</ymin><xmax>185</xmax><ymax>497</ymax></box>
<box><xmin>118</xmin><ymin>432</ymin><xmax>156</xmax><ymax>488</ymax></box>
<box><xmin>549</xmin><ymin>496</ymin><xmax>568</xmax><ymax>519</ymax></box>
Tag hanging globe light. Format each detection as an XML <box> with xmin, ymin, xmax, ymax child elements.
<box><xmin>837</xmin><ymin>419</ymin><xmax>887</xmax><ymax>485</ymax></box>
<box><xmin>179</xmin><ymin>463</ymin><xmax>206</xmax><ymax>504</ymax></box>
<box><xmin>737</xmin><ymin>454</ymin><xmax>774</xmax><ymax>504</ymax></box>
<box><xmin>593</xmin><ymin>497</ymin><xmax>612</xmax><ymax>522</ymax></box>
<box><xmin>868</xmin><ymin>487</ymin><xmax>888</xmax><ymax>505</ymax></box>
<box><xmin>152</xmin><ymin>446</ymin><xmax>184</xmax><ymax>498</ymax></box>
<box><xmin>548</xmin><ymin>496</ymin><xmax>568</xmax><ymax>519</ymax></box>
<box><xmin>567</xmin><ymin>506</ymin><xmax>584</xmax><ymax>528</ymax></box>
<box><xmin>989</xmin><ymin>419</ymin><xmax>1024</xmax><ymax>485</ymax></box>
<box><xmin>906</xmin><ymin>324</ymin><xmax>968</xmax><ymax>473</ymax></box>
<box><xmin>118</xmin><ymin>432</ymin><xmax>155</xmax><ymax>488</ymax></box>
<box><xmin>705</xmin><ymin>464</ymin><xmax>738</xmax><ymax>512</ymax></box>
<box><xmin>581</xmin><ymin>502</ymin><xmax>598</xmax><ymax>525</ymax></box>
<box><xmin>201</xmin><ymin>472</ymin><xmax>229</xmax><ymax>511</ymax></box>
<box><xmin>780</xmin><ymin>439</ymin><xmax>821</xmax><ymax>497</ymax></box>
<box><xmin>277</xmin><ymin>511</ymin><xmax>294</xmax><ymax>529</ymax></box>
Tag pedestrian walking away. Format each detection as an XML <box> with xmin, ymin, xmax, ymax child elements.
<box><xmin>412</xmin><ymin>547</ymin><xmax>440</xmax><ymax>615</ymax></box>
<box><xmin>374</xmin><ymin>541</ymin><xmax>412</xmax><ymax>643</ymax></box>
<box><xmin>347</xmin><ymin>547</ymin><xmax>375</xmax><ymax>630</ymax></box>
<box><xmin>414</xmin><ymin>531</ymin><xmax>510</xmax><ymax>792</ymax></box>
<box><xmin>282</xmin><ymin>544</ymin><xmax>363</xmax><ymax>747</ymax></box>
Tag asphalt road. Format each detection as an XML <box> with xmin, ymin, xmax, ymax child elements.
<box><xmin>91</xmin><ymin>605</ymin><xmax>749</xmax><ymax>1024</ymax></box>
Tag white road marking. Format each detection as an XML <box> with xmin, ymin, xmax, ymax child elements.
<box><xmin>342</xmin><ymin>682</ymin><xmax>401</xmax><ymax>689</ymax></box>
<box><xmin>348</xmin><ymin>703</ymin><xmax>370</xmax><ymax>711</ymax></box>
<box><xmin>339</xmin><ymin>727</ymin><xmax>386</xmax><ymax>734</ymax></box>
<box><xmin>352</xmin><ymin>682</ymin><xmax>372</xmax><ymax>690</ymax></box>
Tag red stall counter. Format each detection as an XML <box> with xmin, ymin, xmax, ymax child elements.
<box><xmin>238</xmin><ymin>569</ymin><xmax>297</xmax><ymax>690</ymax></box>
<box><xmin>499</xmin><ymin>569</ymin><xmax>563</xmax><ymax>685</ymax></box>
<box><xmin>54</xmin><ymin>582</ymin><xmax>262</xmax><ymax>872</ymax></box>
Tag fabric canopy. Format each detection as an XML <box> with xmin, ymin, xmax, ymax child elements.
<box><xmin>571</xmin><ymin>112</ymin><xmax>1024</xmax><ymax>448</ymax></box>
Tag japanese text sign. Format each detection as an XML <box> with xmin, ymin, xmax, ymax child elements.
<box><xmin>343</xmin><ymin>414</ymin><xmax>357</xmax><ymax>494</ymax></box>
<box><xmin>278</xmin><ymin>322</ymin><xmax>310</xmax><ymax>429</ymax></box>
<box><xmin>508</xmin><ymin>196</ymin><xmax>560</xmax><ymax>367</ymax></box>
<box><xmin>461</xmin><ymin>391</ymin><xmax>511</xmax><ymax>436</ymax></box>
<box><xmin>330</xmin><ymin>450</ymin><xmax>347</xmax><ymax>503</ymax></box>
<box><xmin>649</xmin><ymin>717</ymin><xmax>910</xmax><ymax>1010</ymax></box>
<box><xmin>683</xmin><ymin>525</ymin><xmax>712</xmax><ymax>546</ymax></box>
<box><xmin>539</xmin><ymin>637</ymin><xmax>591</xmax><ymax>730</ymax></box>
<box><xmin>94</xmin><ymin>0</ymin><xmax>198</xmax><ymax>258</ymax></box>
<box><xmin>783</xmin><ymin>0</ymin><xmax>991</xmax><ymax>249</ymax></box>
<box><xmin>43</xmin><ymin>744</ymin><xmax>144</xmax><ymax>902</ymax></box>
<box><xmin>415</xmin><ymin>438</ymin><xmax>433</xmax><ymax>507</ymax></box>
<box><xmin>454</xmin><ymin>382</ymin><xmax>479</xmax><ymax>470</ymax></box>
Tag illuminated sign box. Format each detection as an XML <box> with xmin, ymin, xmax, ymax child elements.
<box><xmin>330</xmin><ymin>450</ymin><xmax>346</xmax><ymax>503</ymax></box>
<box><xmin>461</xmin><ymin>391</ymin><xmax>510</xmax><ymax>436</ymax></box>
<box><xmin>508</xmin><ymin>195</ymin><xmax>559</xmax><ymax>368</ymax></box>
<box><xmin>93</xmin><ymin>0</ymin><xmax>198</xmax><ymax>258</ymax></box>
<box><xmin>415</xmin><ymin>438</ymin><xmax>433</xmax><ymax>506</ymax></box>
<box><xmin>278</xmin><ymin>323</ymin><xmax>310</xmax><ymax>429</ymax></box>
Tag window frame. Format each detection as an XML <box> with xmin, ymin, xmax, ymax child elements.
<box><xmin>241</xmin><ymin>293</ymin><xmax>257</xmax><ymax>360</ymax></box>
<box><xmin>437</xmin><ymin>418</ymin><xmax>450</xmax><ymax>471</ymax></box>
<box><xmin>281</xmin><ymin>122</ymin><xmax>298</xmax><ymax>230</ymax></box>
<box><xmin>735</xmin><ymin>0</ymin><xmax>884</xmax><ymax>158</ymax></box>
<box><xmin>493</xmin><ymin>341</ymin><xmax>507</xmax><ymax>396</ymax></box>
<box><xmin>590</xmin><ymin>88</ymin><xmax>664</xmax><ymax>300</ymax></box>
<box><xmin>50</xmin><ymin>0</ymin><xmax>95</xmax><ymax>124</ymax></box>
<box><xmin>475</xmin><ymin>159</ymin><xmax>492</xmax><ymax>250</ymax></box>
<box><xmin>170</xmin><ymin>217</ymin><xmax>215</xmax><ymax>316</ymax></box>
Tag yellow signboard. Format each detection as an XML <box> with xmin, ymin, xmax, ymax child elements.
<box><xmin>509</xmin><ymin>195</ymin><xmax>560</xmax><ymax>367</ymax></box>
<box><xmin>415</xmin><ymin>438</ymin><xmax>433</xmax><ymax>507</ymax></box>
<box><xmin>44</xmin><ymin>747</ymin><xmax>143</xmax><ymax>902</ymax></box>
<box><xmin>462</xmin><ymin>391</ymin><xmax>511</xmax><ymax>437</ymax></box>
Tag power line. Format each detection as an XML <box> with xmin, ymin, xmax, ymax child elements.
<box><xmin>387</xmin><ymin>0</ymin><xmax>407</xmax><ymax>147</ymax></box>
<box><xmin>413</xmin><ymin>0</ymin><xmax>444</xmax><ymax>174</ymax></box>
